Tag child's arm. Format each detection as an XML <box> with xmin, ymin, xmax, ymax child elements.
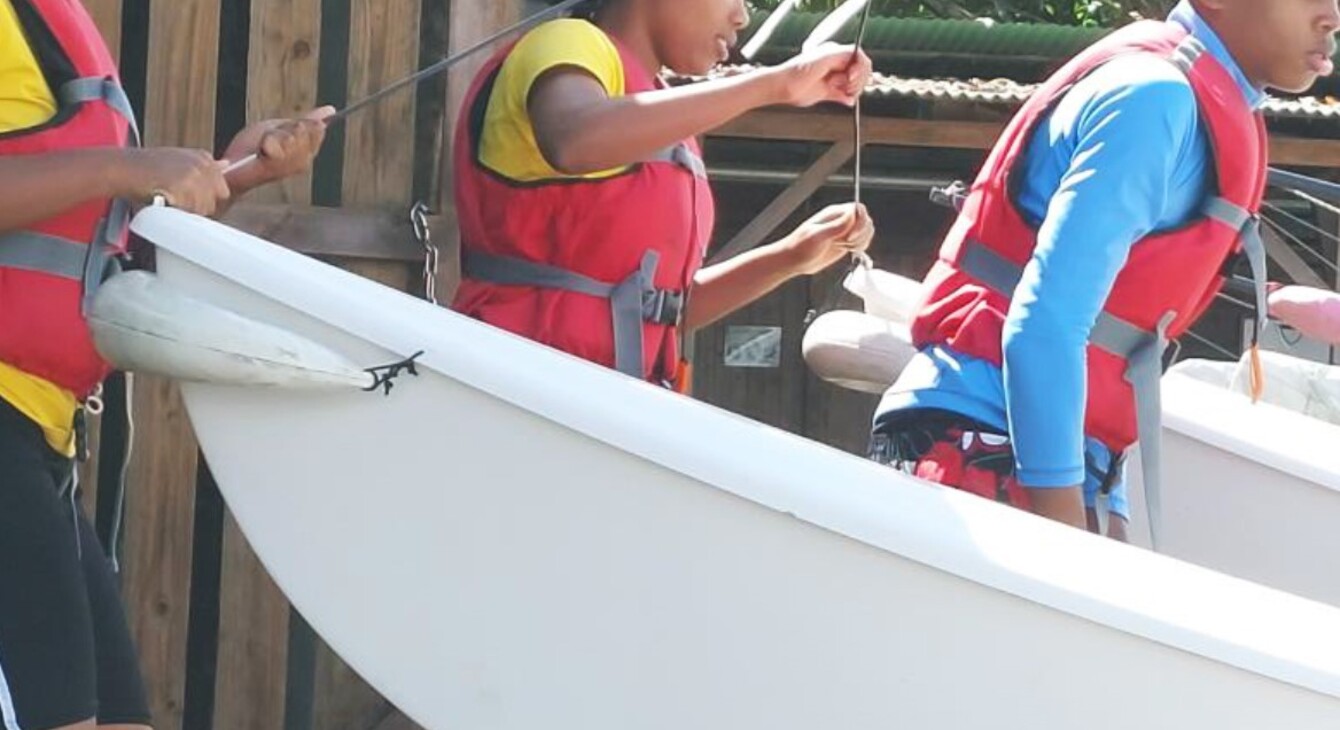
<box><xmin>0</xmin><ymin>147</ymin><xmax>230</xmax><ymax>231</ymax></box>
<box><xmin>529</xmin><ymin>43</ymin><xmax>870</xmax><ymax>175</ymax></box>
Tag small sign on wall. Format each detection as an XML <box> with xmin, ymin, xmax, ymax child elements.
<box><xmin>724</xmin><ymin>326</ymin><xmax>783</xmax><ymax>368</ymax></box>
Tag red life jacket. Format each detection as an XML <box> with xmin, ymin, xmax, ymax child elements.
<box><xmin>911</xmin><ymin>20</ymin><xmax>1268</xmax><ymax>454</ymax></box>
<box><xmin>451</xmin><ymin>22</ymin><xmax>715</xmax><ymax>384</ymax></box>
<box><xmin>0</xmin><ymin>0</ymin><xmax>136</xmax><ymax>396</ymax></box>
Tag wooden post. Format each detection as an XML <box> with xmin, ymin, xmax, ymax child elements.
<box><xmin>436</xmin><ymin>0</ymin><xmax>525</xmax><ymax>300</ymax></box>
<box><xmin>121</xmin><ymin>4</ymin><xmax>221</xmax><ymax>729</ymax></box>
<box><xmin>84</xmin><ymin>0</ymin><xmax>122</xmax><ymax>59</ymax></box>
<box><xmin>76</xmin><ymin>0</ymin><xmax>123</xmax><ymax>532</ymax></box>
<box><xmin>310</xmin><ymin>2</ymin><xmax>424</xmax><ymax>728</ymax></box>
<box><xmin>209</xmin><ymin>3</ymin><xmax>323</xmax><ymax>729</ymax></box>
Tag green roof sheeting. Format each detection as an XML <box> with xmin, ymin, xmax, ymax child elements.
<box><xmin>743</xmin><ymin>11</ymin><xmax>1111</xmax><ymax>61</ymax></box>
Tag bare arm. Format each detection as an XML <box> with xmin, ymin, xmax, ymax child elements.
<box><xmin>0</xmin><ymin>106</ymin><xmax>330</xmax><ymax>233</ymax></box>
<box><xmin>0</xmin><ymin>147</ymin><xmax>229</xmax><ymax>233</ymax></box>
<box><xmin>685</xmin><ymin>204</ymin><xmax>872</xmax><ymax>331</ymax></box>
<box><xmin>529</xmin><ymin>44</ymin><xmax>871</xmax><ymax>175</ymax></box>
<box><xmin>685</xmin><ymin>244</ymin><xmax>802</xmax><ymax>331</ymax></box>
<box><xmin>1026</xmin><ymin>487</ymin><xmax>1088</xmax><ymax>530</ymax></box>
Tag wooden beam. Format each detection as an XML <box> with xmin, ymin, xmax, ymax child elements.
<box><xmin>711</xmin><ymin>109</ymin><xmax>1004</xmax><ymax>149</ymax></box>
<box><xmin>220</xmin><ymin>203</ymin><xmax>455</xmax><ymax>262</ymax></box>
<box><xmin>1262</xmin><ymin>222</ymin><xmax>1328</xmax><ymax>288</ymax></box>
<box><xmin>126</xmin><ymin>4</ymin><xmax>222</xmax><ymax>728</ymax></box>
<box><xmin>1270</xmin><ymin>137</ymin><xmax>1340</xmax><ymax>169</ymax></box>
<box><xmin>709</xmin><ymin>140</ymin><xmax>855</xmax><ymax>265</ymax></box>
<box><xmin>711</xmin><ymin>109</ymin><xmax>1340</xmax><ymax>168</ymax></box>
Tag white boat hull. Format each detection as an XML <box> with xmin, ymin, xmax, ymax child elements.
<box><xmin>1127</xmin><ymin>371</ymin><xmax>1340</xmax><ymax>608</ymax></box>
<box><xmin>132</xmin><ymin>208</ymin><xmax>1340</xmax><ymax>729</ymax></box>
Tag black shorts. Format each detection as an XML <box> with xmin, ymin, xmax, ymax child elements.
<box><xmin>0</xmin><ymin>398</ymin><xmax>150</xmax><ymax>729</ymax></box>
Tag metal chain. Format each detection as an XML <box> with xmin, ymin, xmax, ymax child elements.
<box><xmin>410</xmin><ymin>202</ymin><xmax>439</xmax><ymax>305</ymax></box>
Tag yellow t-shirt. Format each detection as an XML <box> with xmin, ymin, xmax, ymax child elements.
<box><xmin>478</xmin><ymin>19</ymin><xmax>628</xmax><ymax>182</ymax></box>
<box><xmin>0</xmin><ymin>0</ymin><xmax>80</xmax><ymax>456</ymax></box>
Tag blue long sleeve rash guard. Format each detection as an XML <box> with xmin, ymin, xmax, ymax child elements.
<box><xmin>874</xmin><ymin>1</ymin><xmax>1265</xmax><ymax>516</ymax></box>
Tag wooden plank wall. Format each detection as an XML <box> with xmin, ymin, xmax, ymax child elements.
<box><xmin>77</xmin><ymin>1</ymin><xmax>476</xmax><ymax>728</ymax></box>
<box><xmin>126</xmin><ymin>5</ymin><xmax>223</xmax><ymax>729</ymax></box>
<box><xmin>209</xmin><ymin>1</ymin><xmax>323</xmax><ymax>729</ymax></box>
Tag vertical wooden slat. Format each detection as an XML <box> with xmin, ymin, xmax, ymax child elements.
<box><xmin>83</xmin><ymin>0</ymin><xmax>123</xmax><ymax>58</ymax></box>
<box><xmin>246</xmin><ymin>0</ymin><xmax>323</xmax><ymax>205</ymax></box>
<box><xmin>212</xmin><ymin>5</ymin><xmax>322</xmax><ymax>727</ymax></box>
<box><xmin>125</xmin><ymin>4</ymin><xmax>221</xmax><ymax>729</ymax></box>
<box><xmin>436</xmin><ymin>0</ymin><xmax>524</xmax><ymax>300</ymax></box>
<box><xmin>312</xmin><ymin>2</ymin><xmax>423</xmax><ymax>728</ymax></box>
<box><xmin>76</xmin><ymin>0</ymin><xmax>123</xmax><ymax>524</ymax></box>
<box><xmin>343</xmin><ymin>0</ymin><xmax>421</xmax><ymax>206</ymax></box>
<box><xmin>440</xmin><ymin>0</ymin><xmax>522</xmax><ymax>198</ymax></box>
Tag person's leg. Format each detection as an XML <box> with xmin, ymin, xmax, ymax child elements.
<box><xmin>0</xmin><ymin>402</ymin><xmax>99</xmax><ymax>730</ymax></box>
<box><xmin>872</xmin><ymin>411</ymin><xmax>1031</xmax><ymax>511</ymax></box>
<box><xmin>75</xmin><ymin>513</ymin><xmax>150</xmax><ymax>730</ymax></box>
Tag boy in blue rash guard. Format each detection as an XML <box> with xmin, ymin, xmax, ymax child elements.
<box><xmin>871</xmin><ymin>0</ymin><xmax>1339</xmax><ymax>538</ymax></box>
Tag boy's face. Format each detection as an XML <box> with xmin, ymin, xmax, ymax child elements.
<box><xmin>649</xmin><ymin>0</ymin><xmax>749</xmax><ymax>75</ymax></box>
<box><xmin>1209</xmin><ymin>0</ymin><xmax>1339</xmax><ymax>93</ymax></box>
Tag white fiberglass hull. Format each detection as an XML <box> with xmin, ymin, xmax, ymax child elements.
<box><xmin>1127</xmin><ymin>371</ymin><xmax>1340</xmax><ymax>608</ymax></box>
<box><xmin>131</xmin><ymin>208</ymin><xmax>1340</xmax><ymax>729</ymax></box>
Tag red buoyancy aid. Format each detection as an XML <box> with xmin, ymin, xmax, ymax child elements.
<box><xmin>911</xmin><ymin>20</ymin><xmax>1268</xmax><ymax>454</ymax></box>
<box><xmin>0</xmin><ymin>0</ymin><xmax>136</xmax><ymax>396</ymax></box>
<box><xmin>451</xmin><ymin>25</ymin><xmax>715</xmax><ymax>384</ymax></box>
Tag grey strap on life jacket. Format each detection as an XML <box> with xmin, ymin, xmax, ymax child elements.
<box><xmin>1204</xmin><ymin>196</ymin><xmax>1271</xmax><ymax>338</ymax></box>
<box><xmin>646</xmin><ymin>142</ymin><xmax>708</xmax><ymax>179</ymax></box>
<box><xmin>10</xmin><ymin>76</ymin><xmax>143</xmax><ymax>312</ymax></box>
<box><xmin>1094</xmin><ymin>310</ymin><xmax>1174</xmax><ymax>549</ymax></box>
<box><xmin>0</xmin><ymin>208</ymin><xmax>125</xmax><ymax>316</ymax></box>
<box><xmin>0</xmin><ymin>230</ymin><xmax>90</xmax><ymax>280</ymax></box>
<box><xmin>461</xmin><ymin>249</ymin><xmax>685</xmax><ymax>379</ymax></box>
<box><xmin>60</xmin><ymin>76</ymin><xmax>142</xmax><ymax>147</ymax></box>
<box><xmin>1169</xmin><ymin>35</ymin><xmax>1208</xmax><ymax>75</ymax></box>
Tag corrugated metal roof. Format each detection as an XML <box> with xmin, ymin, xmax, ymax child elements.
<box><xmin>681</xmin><ymin>67</ymin><xmax>1340</xmax><ymax>121</ymax></box>
<box><xmin>741</xmin><ymin>12</ymin><xmax>1110</xmax><ymax>61</ymax></box>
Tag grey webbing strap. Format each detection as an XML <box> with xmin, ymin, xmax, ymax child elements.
<box><xmin>81</xmin><ymin>198</ymin><xmax>132</xmax><ymax>315</ymax></box>
<box><xmin>463</xmin><ymin>250</ymin><xmax>616</xmax><ymax>298</ymax></box>
<box><xmin>60</xmin><ymin>76</ymin><xmax>141</xmax><ymax>147</ymax></box>
<box><xmin>1090</xmin><ymin>311</ymin><xmax>1154</xmax><ymax>359</ymax></box>
<box><xmin>1124</xmin><ymin>312</ymin><xmax>1176</xmax><ymax>551</ymax></box>
<box><xmin>648</xmin><ymin>143</ymin><xmax>708</xmax><ymax>180</ymax></box>
<box><xmin>1169</xmin><ymin>36</ymin><xmax>1207</xmax><ymax>75</ymax></box>
<box><xmin>959</xmin><ymin>239</ymin><xmax>1024</xmax><ymax>296</ymax></box>
<box><xmin>0</xmin><ymin>208</ymin><xmax>128</xmax><ymax>315</ymax></box>
<box><xmin>609</xmin><ymin>251</ymin><xmax>660</xmax><ymax>378</ymax></box>
<box><xmin>1239</xmin><ymin>219</ymin><xmax>1271</xmax><ymax>338</ymax></box>
<box><xmin>462</xmin><ymin>249</ymin><xmax>672</xmax><ymax>378</ymax></box>
<box><xmin>1204</xmin><ymin>197</ymin><xmax>1271</xmax><ymax>337</ymax></box>
<box><xmin>0</xmin><ymin>230</ymin><xmax>90</xmax><ymax>281</ymax></box>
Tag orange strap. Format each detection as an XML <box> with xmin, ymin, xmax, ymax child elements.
<box><xmin>1248</xmin><ymin>343</ymin><xmax>1266</xmax><ymax>403</ymax></box>
<box><xmin>671</xmin><ymin>359</ymin><xmax>693</xmax><ymax>395</ymax></box>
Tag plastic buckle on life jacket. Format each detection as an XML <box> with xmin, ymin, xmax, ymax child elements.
<box><xmin>930</xmin><ymin>180</ymin><xmax>968</xmax><ymax>212</ymax></box>
<box><xmin>74</xmin><ymin>385</ymin><xmax>105</xmax><ymax>463</ymax></box>
<box><xmin>642</xmin><ymin>289</ymin><xmax>684</xmax><ymax>327</ymax></box>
